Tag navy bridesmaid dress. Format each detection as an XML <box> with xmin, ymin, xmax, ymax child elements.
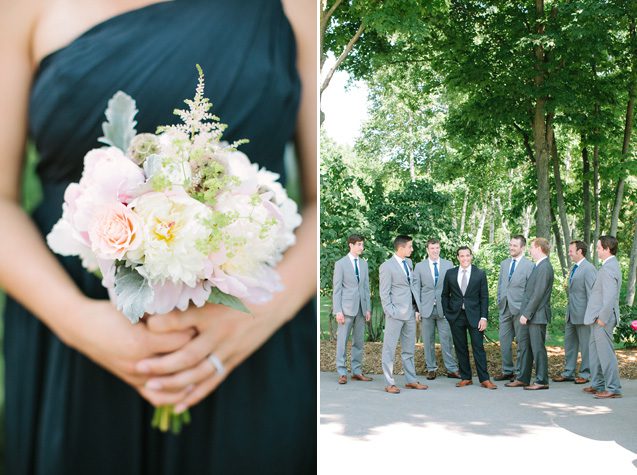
<box><xmin>3</xmin><ymin>1</ymin><xmax>316</xmax><ymax>473</ymax></box>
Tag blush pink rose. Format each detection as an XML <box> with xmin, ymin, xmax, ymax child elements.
<box><xmin>631</xmin><ymin>320</ymin><xmax>637</xmax><ymax>332</ymax></box>
<box><xmin>88</xmin><ymin>203</ymin><xmax>141</xmax><ymax>260</ymax></box>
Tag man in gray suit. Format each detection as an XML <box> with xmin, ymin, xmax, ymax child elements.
<box><xmin>506</xmin><ymin>237</ymin><xmax>554</xmax><ymax>390</ymax></box>
<box><xmin>583</xmin><ymin>235</ymin><xmax>623</xmax><ymax>398</ymax></box>
<box><xmin>553</xmin><ymin>240</ymin><xmax>597</xmax><ymax>384</ymax></box>
<box><xmin>380</xmin><ymin>235</ymin><xmax>428</xmax><ymax>394</ymax></box>
<box><xmin>333</xmin><ymin>234</ymin><xmax>373</xmax><ymax>384</ymax></box>
<box><xmin>495</xmin><ymin>235</ymin><xmax>534</xmax><ymax>381</ymax></box>
<box><xmin>413</xmin><ymin>238</ymin><xmax>460</xmax><ymax>380</ymax></box>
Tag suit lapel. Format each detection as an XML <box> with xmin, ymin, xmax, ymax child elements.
<box><xmin>392</xmin><ymin>256</ymin><xmax>409</xmax><ymax>283</ymax></box>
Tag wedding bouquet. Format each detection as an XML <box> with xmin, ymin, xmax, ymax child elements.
<box><xmin>47</xmin><ymin>66</ymin><xmax>302</xmax><ymax>432</ymax></box>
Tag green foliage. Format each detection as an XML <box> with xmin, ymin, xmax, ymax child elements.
<box><xmin>614</xmin><ymin>305</ymin><xmax>637</xmax><ymax>347</ymax></box>
<box><xmin>98</xmin><ymin>91</ymin><xmax>138</xmax><ymax>152</ymax></box>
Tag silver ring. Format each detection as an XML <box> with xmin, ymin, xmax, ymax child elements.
<box><xmin>207</xmin><ymin>353</ymin><xmax>226</xmax><ymax>376</ymax></box>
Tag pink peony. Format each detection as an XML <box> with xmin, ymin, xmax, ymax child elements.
<box><xmin>631</xmin><ymin>320</ymin><xmax>637</xmax><ymax>332</ymax></box>
<box><xmin>88</xmin><ymin>203</ymin><xmax>141</xmax><ymax>260</ymax></box>
<box><xmin>81</xmin><ymin>147</ymin><xmax>146</xmax><ymax>203</ymax></box>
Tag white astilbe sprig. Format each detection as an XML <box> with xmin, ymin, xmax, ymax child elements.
<box><xmin>158</xmin><ymin>65</ymin><xmax>246</xmax><ymax>150</ymax></box>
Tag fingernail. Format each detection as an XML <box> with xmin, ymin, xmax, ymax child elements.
<box><xmin>174</xmin><ymin>404</ymin><xmax>188</xmax><ymax>414</ymax></box>
<box><xmin>146</xmin><ymin>380</ymin><xmax>162</xmax><ymax>390</ymax></box>
<box><xmin>137</xmin><ymin>362</ymin><xmax>151</xmax><ymax>373</ymax></box>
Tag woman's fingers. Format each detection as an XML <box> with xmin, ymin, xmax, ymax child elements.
<box><xmin>144</xmin><ymin>356</ymin><xmax>217</xmax><ymax>391</ymax></box>
<box><xmin>145</xmin><ymin>326</ymin><xmax>197</xmax><ymax>354</ymax></box>
<box><xmin>136</xmin><ymin>333</ymin><xmax>211</xmax><ymax>375</ymax></box>
<box><xmin>145</xmin><ymin>311</ymin><xmax>198</xmax><ymax>333</ymax></box>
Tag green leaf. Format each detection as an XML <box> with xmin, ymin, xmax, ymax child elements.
<box><xmin>113</xmin><ymin>266</ymin><xmax>153</xmax><ymax>324</ymax></box>
<box><xmin>98</xmin><ymin>91</ymin><xmax>138</xmax><ymax>152</ymax></box>
<box><xmin>207</xmin><ymin>287</ymin><xmax>250</xmax><ymax>313</ymax></box>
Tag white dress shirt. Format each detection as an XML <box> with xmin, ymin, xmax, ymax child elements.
<box><xmin>394</xmin><ymin>254</ymin><xmax>410</xmax><ymax>279</ymax></box>
<box><xmin>428</xmin><ymin>259</ymin><xmax>440</xmax><ymax>282</ymax></box>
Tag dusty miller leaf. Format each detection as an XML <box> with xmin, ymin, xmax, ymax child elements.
<box><xmin>207</xmin><ymin>287</ymin><xmax>250</xmax><ymax>314</ymax></box>
<box><xmin>113</xmin><ymin>266</ymin><xmax>153</xmax><ymax>324</ymax></box>
<box><xmin>98</xmin><ymin>91</ymin><xmax>138</xmax><ymax>152</ymax></box>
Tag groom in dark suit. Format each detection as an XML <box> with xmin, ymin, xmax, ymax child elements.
<box><xmin>441</xmin><ymin>246</ymin><xmax>497</xmax><ymax>389</ymax></box>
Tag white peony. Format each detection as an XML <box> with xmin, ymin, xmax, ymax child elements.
<box><xmin>128</xmin><ymin>189</ymin><xmax>212</xmax><ymax>287</ymax></box>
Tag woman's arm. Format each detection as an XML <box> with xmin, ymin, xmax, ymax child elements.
<box><xmin>0</xmin><ymin>1</ymin><xmax>194</xmax><ymax>396</ymax></box>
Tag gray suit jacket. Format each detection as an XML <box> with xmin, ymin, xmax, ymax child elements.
<box><xmin>379</xmin><ymin>256</ymin><xmax>422</xmax><ymax>321</ymax></box>
<box><xmin>497</xmin><ymin>256</ymin><xmax>534</xmax><ymax>317</ymax></box>
<box><xmin>584</xmin><ymin>256</ymin><xmax>622</xmax><ymax>325</ymax></box>
<box><xmin>413</xmin><ymin>258</ymin><xmax>453</xmax><ymax>318</ymax></box>
<box><xmin>567</xmin><ymin>259</ymin><xmax>597</xmax><ymax>324</ymax></box>
<box><xmin>520</xmin><ymin>258</ymin><xmax>554</xmax><ymax>324</ymax></box>
<box><xmin>332</xmin><ymin>255</ymin><xmax>371</xmax><ymax>316</ymax></box>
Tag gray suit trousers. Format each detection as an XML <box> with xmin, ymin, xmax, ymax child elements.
<box><xmin>518</xmin><ymin>323</ymin><xmax>549</xmax><ymax>385</ymax></box>
<box><xmin>421</xmin><ymin>307</ymin><xmax>458</xmax><ymax>372</ymax></box>
<box><xmin>562</xmin><ymin>321</ymin><xmax>591</xmax><ymax>379</ymax></box>
<box><xmin>589</xmin><ymin>317</ymin><xmax>622</xmax><ymax>394</ymax></box>
<box><xmin>335</xmin><ymin>305</ymin><xmax>365</xmax><ymax>376</ymax></box>
<box><xmin>382</xmin><ymin>314</ymin><xmax>417</xmax><ymax>386</ymax></box>
<box><xmin>499</xmin><ymin>305</ymin><xmax>521</xmax><ymax>375</ymax></box>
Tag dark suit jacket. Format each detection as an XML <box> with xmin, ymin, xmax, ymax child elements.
<box><xmin>441</xmin><ymin>265</ymin><xmax>489</xmax><ymax>328</ymax></box>
<box><xmin>520</xmin><ymin>258</ymin><xmax>554</xmax><ymax>324</ymax></box>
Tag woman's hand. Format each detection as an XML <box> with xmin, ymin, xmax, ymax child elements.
<box><xmin>135</xmin><ymin>304</ymin><xmax>282</xmax><ymax>412</ymax></box>
<box><xmin>64</xmin><ymin>297</ymin><xmax>197</xmax><ymax>396</ymax></box>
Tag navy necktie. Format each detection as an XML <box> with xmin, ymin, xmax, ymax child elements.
<box><xmin>354</xmin><ymin>258</ymin><xmax>360</xmax><ymax>282</ymax></box>
<box><xmin>569</xmin><ymin>264</ymin><xmax>578</xmax><ymax>283</ymax></box>
<box><xmin>433</xmin><ymin>262</ymin><xmax>439</xmax><ymax>286</ymax></box>
<box><xmin>508</xmin><ymin>259</ymin><xmax>516</xmax><ymax>281</ymax></box>
<box><xmin>402</xmin><ymin>260</ymin><xmax>410</xmax><ymax>284</ymax></box>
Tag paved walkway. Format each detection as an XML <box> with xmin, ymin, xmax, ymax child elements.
<box><xmin>320</xmin><ymin>372</ymin><xmax>637</xmax><ymax>474</ymax></box>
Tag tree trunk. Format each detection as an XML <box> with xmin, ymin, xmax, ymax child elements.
<box><xmin>489</xmin><ymin>195</ymin><xmax>495</xmax><ymax>243</ymax></box>
<box><xmin>627</xmin><ymin>212</ymin><xmax>637</xmax><ymax>306</ymax></box>
<box><xmin>523</xmin><ymin>205</ymin><xmax>533</xmax><ymax>238</ymax></box>
<box><xmin>473</xmin><ymin>196</ymin><xmax>488</xmax><ymax>252</ymax></box>
<box><xmin>532</xmin><ymin>0</ymin><xmax>551</xmax><ymax>239</ymax></box>
<box><xmin>496</xmin><ymin>197</ymin><xmax>510</xmax><ymax>236</ymax></box>
<box><xmin>551</xmin><ymin>209</ymin><xmax>567</xmax><ymax>277</ymax></box>
<box><xmin>582</xmin><ymin>144</ymin><xmax>591</xmax><ymax>245</ymax></box>
<box><xmin>610</xmin><ymin>19</ymin><xmax>636</xmax><ymax>235</ymax></box>
<box><xmin>592</xmin><ymin>144</ymin><xmax>600</xmax><ymax>264</ymax></box>
<box><xmin>550</xmin><ymin>128</ymin><xmax>572</xmax><ymax>267</ymax></box>
<box><xmin>459</xmin><ymin>191</ymin><xmax>468</xmax><ymax>235</ymax></box>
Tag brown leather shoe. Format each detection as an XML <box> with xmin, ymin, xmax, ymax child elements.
<box><xmin>338</xmin><ymin>375</ymin><xmax>347</xmax><ymax>384</ymax></box>
<box><xmin>456</xmin><ymin>380</ymin><xmax>473</xmax><ymax>387</ymax></box>
<box><xmin>505</xmin><ymin>380</ymin><xmax>529</xmax><ymax>388</ymax></box>
<box><xmin>594</xmin><ymin>391</ymin><xmax>622</xmax><ymax>399</ymax></box>
<box><xmin>480</xmin><ymin>380</ymin><xmax>497</xmax><ymax>390</ymax></box>
<box><xmin>446</xmin><ymin>371</ymin><xmax>461</xmax><ymax>379</ymax></box>
<box><xmin>524</xmin><ymin>384</ymin><xmax>549</xmax><ymax>390</ymax></box>
<box><xmin>582</xmin><ymin>386</ymin><xmax>599</xmax><ymax>394</ymax></box>
<box><xmin>405</xmin><ymin>382</ymin><xmax>429</xmax><ymax>390</ymax></box>
<box><xmin>385</xmin><ymin>385</ymin><xmax>401</xmax><ymax>394</ymax></box>
<box><xmin>426</xmin><ymin>371</ymin><xmax>437</xmax><ymax>380</ymax></box>
<box><xmin>552</xmin><ymin>375</ymin><xmax>574</xmax><ymax>382</ymax></box>
<box><xmin>574</xmin><ymin>377</ymin><xmax>589</xmax><ymax>384</ymax></box>
<box><xmin>494</xmin><ymin>373</ymin><xmax>515</xmax><ymax>381</ymax></box>
<box><xmin>351</xmin><ymin>374</ymin><xmax>373</xmax><ymax>382</ymax></box>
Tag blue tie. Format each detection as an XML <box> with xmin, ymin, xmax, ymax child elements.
<box><xmin>433</xmin><ymin>262</ymin><xmax>439</xmax><ymax>286</ymax></box>
<box><xmin>508</xmin><ymin>259</ymin><xmax>516</xmax><ymax>281</ymax></box>
<box><xmin>354</xmin><ymin>259</ymin><xmax>360</xmax><ymax>282</ymax></box>
<box><xmin>569</xmin><ymin>264</ymin><xmax>578</xmax><ymax>284</ymax></box>
<box><xmin>402</xmin><ymin>260</ymin><xmax>410</xmax><ymax>284</ymax></box>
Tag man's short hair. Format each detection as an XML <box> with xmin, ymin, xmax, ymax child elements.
<box><xmin>599</xmin><ymin>235</ymin><xmax>618</xmax><ymax>255</ymax></box>
<box><xmin>426</xmin><ymin>238</ymin><xmax>441</xmax><ymax>247</ymax></box>
<box><xmin>347</xmin><ymin>234</ymin><xmax>365</xmax><ymax>246</ymax></box>
<box><xmin>570</xmin><ymin>240</ymin><xmax>587</xmax><ymax>257</ymax></box>
<box><xmin>394</xmin><ymin>235</ymin><xmax>413</xmax><ymax>250</ymax></box>
<box><xmin>532</xmin><ymin>237</ymin><xmax>550</xmax><ymax>255</ymax></box>
<box><xmin>456</xmin><ymin>245</ymin><xmax>472</xmax><ymax>256</ymax></box>
<box><xmin>511</xmin><ymin>235</ymin><xmax>527</xmax><ymax>247</ymax></box>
